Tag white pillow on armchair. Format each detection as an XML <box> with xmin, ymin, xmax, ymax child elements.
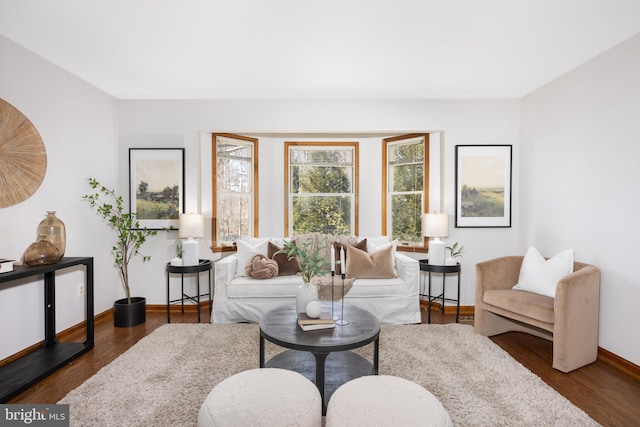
<box><xmin>513</xmin><ymin>247</ymin><xmax>574</xmax><ymax>298</ymax></box>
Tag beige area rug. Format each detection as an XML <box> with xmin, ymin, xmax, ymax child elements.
<box><xmin>59</xmin><ymin>323</ymin><xmax>598</xmax><ymax>426</ymax></box>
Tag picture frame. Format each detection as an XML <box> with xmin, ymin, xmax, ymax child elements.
<box><xmin>129</xmin><ymin>148</ymin><xmax>185</xmax><ymax>230</ymax></box>
<box><xmin>455</xmin><ymin>145</ymin><xmax>512</xmax><ymax>228</ymax></box>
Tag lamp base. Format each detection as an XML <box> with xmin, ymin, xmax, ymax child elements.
<box><xmin>428</xmin><ymin>239</ymin><xmax>445</xmax><ymax>265</ymax></box>
<box><xmin>181</xmin><ymin>238</ymin><xmax>199</xmax><ymax>266</ymax></box>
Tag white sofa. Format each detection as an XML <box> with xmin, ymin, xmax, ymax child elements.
<box><xmin>212</xmin><ymin>235</ymin><xmax>421</xmax><ymax>324</ymax></box>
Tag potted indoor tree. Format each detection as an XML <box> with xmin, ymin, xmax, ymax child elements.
<box><xmin>83</xmin><ymin>178</ymin><xmax>157</xmax><ymax>327</ymax></box>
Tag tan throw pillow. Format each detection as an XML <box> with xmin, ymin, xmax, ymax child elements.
<box><xmin>333</xmin><ymin>239</ymin><xmax>367</xmax><ymax>275</ymax></box>
<box><xmin>345</xmin><ymin>245</ymin><xmax>394</xmax><ymax>279</ymax></box>
<box><xmin>268</xmin><ymin>241</ymin><xmax>301</xmax><ymax>276</ymax></box>
<box><xmin>244</xmin><ymin>254</ymin><xmax>279</xmax><ymax>279</ymax></box>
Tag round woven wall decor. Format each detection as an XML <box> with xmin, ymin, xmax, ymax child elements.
<box><xmin>0</xmin><ymin>98</ymin><xmax>47</xmax><ymax>208</ymax></box>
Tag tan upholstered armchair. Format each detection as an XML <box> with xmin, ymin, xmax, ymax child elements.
<box><xmin>475</xmin><ymin>256</ymin><xmax>601</xmax><ymax>372</ymax></box>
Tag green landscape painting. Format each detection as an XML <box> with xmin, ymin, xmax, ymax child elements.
<box><xmin>460</xmin><ymin>184</ymin><xmax>504</xmax><ymax>217</ymax></box>
<box><xmin>135</xmin><ymin>159</ymin><xmax>181</xmax><ymax>220</ymax></box>
<box><xmin>460</xmin><ymin>155</ymin><xmax>505</xmax><ymax>218</ymax></box>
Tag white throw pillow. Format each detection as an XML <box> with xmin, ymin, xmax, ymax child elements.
<box><xmin>366</xmin><ymin>236</ymin><xmax>390</xmax><ymax>249</ymax></box>
<box><xmin>513</xmin><ymin>247</ymin><xmax>574</xmax><ymax>298</ymax></box>
<box><xmin>235</xmin><ymin>238</ymin><xmax>270</xmax><ymax>277</ymax></box>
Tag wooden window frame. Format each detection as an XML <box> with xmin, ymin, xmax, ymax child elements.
<box><xmin>284</xmin><ymin>141</ymin><xmax>359</xmax><ymax>237</ymax></box>
<box><xmin>211</xmin><ymin>133</ymin><xmax>259</xmax><ymax>252</ymax></box>
<box><xmin>382</xmin><ymin>134</ymin><xmax>430</xmax><ymax>252</ymax></box>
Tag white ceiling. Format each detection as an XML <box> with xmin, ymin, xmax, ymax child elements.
<box><xmin>1</xmin><ymin>0</ymin><xmax>639</xmax><ymax>100</ymax></box>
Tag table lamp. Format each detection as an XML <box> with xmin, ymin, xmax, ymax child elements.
<box><xmin>422</xmin><ymin>213</ymin><xmax>448</xmax><ymax>265</ymax></box>
<box><xmin>179</xmin><ymin>213</ymin><xmax>204</xmax><ymax>266</ymax></box>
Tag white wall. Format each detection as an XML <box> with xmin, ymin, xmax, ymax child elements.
<box><xmin>521</xmin><ymin>34</ymin><xmax>640</xmax><ymax>365</ymax></box>
<box><xmin>118</xmin><ymin>99</ymin><xmax>521</xmax><ymax>311</ymax></box>
<box><xmin>0</xmin><ymin>35</ymin><xmax>120</xmax><ymax>359</ymax></box>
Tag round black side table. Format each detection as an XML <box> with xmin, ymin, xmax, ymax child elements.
<box><xmin>259</xmin><ymin>303</ymin><xmax>380</xmax><ymax>415</ymax></box>
<box><xmin>419</xmin><ymin>261</ymin><xmax>461</xmax><ymax>324</ymax></box>
<box><xmin>165</xmin><ymin>259</ymin><xmax>212</xmax><ymax>323</ymax></box>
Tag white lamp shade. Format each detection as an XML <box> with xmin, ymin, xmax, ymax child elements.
<box><xmin>422</xmin><ymin>213</ymin><xmax>449</xmax><ymax>238</ymax></box>
<box><xmin>178</xmin><ymin>213</ymin><xmax>204</xmax><ymax>239</ymax></box>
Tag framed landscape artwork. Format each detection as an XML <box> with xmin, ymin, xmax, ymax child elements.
<box><xmin>455</xmin><ymin>145</ymin><xmax>512</xmax><ymax>228</ymax></box>
<box><xmin>129</xmin><ymin>148</ymin><xmax>185</xmax><ymax>229</ymax></box>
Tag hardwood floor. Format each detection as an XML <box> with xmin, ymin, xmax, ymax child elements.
<box><xmin>425</xmin><ymin>309</ymin><xmax>640</xmax><ymax>426</ymax></box>
<box><xmin>7</xmin><ymin>306</ymin><xmax>640</xmax><ymax>426</ymax></box>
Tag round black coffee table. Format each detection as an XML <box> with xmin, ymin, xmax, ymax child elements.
<box><xmin>259</xmin><ymin>303</ymin><xmax>380</xmax><ymax>414</ymax></box>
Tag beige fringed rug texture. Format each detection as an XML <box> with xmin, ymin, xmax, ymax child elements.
<box><xmin>59</xmin><ymin>323</ymin><xmax>598</xmax><ymax>426</ymax></box>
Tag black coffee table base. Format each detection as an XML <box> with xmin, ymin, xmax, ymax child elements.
<box><xmin>259</xmin><ymin>303</ymin><xmax>380</xmax><ymax>415</ymax></box>
<box><xmin>265</xmin><ymin>349</ymin><xmax>375</xmax><ymax>408</ymax></box>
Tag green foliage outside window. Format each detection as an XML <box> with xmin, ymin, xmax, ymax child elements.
<box><xmin>391</xmin><ymin>194</ymin><xmax>422</xmax><ymax>242</ymax></box>
<box><xmin>293</xmin><ymin>195</ymin><xmax>351</xmax><ymax>235</ymax></box>
<box><xmin>290</xmin><ymin>146</ymin><xmax>354</xmax><ymax>235</ymax></box>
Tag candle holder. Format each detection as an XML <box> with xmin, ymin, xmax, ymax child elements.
<box><xmin>331</xmin><ymin>270</ymin><xmax>336</xmax><ymax>319</ymax></box>
<box><xmin>335</xmin><ymin>273</ymin><xmax>350</xmax><ymax>326</ymax></box>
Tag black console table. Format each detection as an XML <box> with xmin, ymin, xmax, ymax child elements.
<box><xmin>0</xmin><ymin>257</ymin><xmax>94</xmax><ymax>402</ymax></box>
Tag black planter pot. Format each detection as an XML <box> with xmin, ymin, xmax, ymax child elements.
<box><xmin>113</xmin><ymin>296</ymin><xmax>146</xmax><ymax>327</ymax></box>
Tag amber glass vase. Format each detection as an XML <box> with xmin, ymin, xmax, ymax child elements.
<box><xmin>37</xmin><ymin>211</ymin><xmax>66</xmax><ymax>257</ymax></box>
<box><xmin>23</xmin><ymin>235</ymin><xmax>62</xmax><ymax>265</ymax></box>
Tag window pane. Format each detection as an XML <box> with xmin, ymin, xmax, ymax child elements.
<box><xmin>288</xmin><ymin>144</ymin><xmax>357</xmax><ymax>236</ymax></box>
<box><xmin>292</xmin><ymin>195</ymin><xmax>351</xmax><ymax>235</ymax></box>
<box><xmin>291</xmin><ymin>149</ymin><xmax>352</xmax><ymax>165</ymax></box>
<box><xmin>291</xmin><ymin>165</ymin><xmax>352</xmax><ymax>194</ymax></box>
<box><xmin>391</xmin><ymin>193</ymin><xmax>422</xmax><ymax>243</ymax></box>
<box><xmin>389</xmin><ymin>142</ymin><xmax>423</xmax><ymax>163</ymax></box>
<box><xmin>391</xmin><ymin>163</ymin><xmax>423</xmax><ymax>192</ymax></box>
<box><xmin>217</xmin><ymin>192</ymin><xmax>251</xmax><ymax>242</ymax></box>
<box><xmin>217</xmin><ymin>142</ymin><xmax>251</xmax><ymax>158</ymax></box>
<box><xmin>217</xmin><ymin>157</ymin><xmax>250</xmax><ymax>192</ymax></box>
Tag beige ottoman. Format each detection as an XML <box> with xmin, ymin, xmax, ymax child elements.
<box><xmin>325</xmin><ymin>375</ymin><xmax>453</xmax><ymax>427</ymax></box>
<box><xmin>198</xmin><ymin>368</ymin><xmax>322</xmax><ymax>427</ymax></box>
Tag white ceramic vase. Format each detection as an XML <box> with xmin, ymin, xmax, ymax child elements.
<box><xmin>296</xmin><ymin>281</ymin><xmax>318</xmax><ymax>313</ymax></box>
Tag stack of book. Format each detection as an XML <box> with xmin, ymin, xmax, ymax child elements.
<box><xmin>0</xmin><ymin>259</ymin><xmax>14</xmax><ymax>274</ymax></box>
<box><xmin>297</xmin><ymin>311</ymin><xmax>335</xmax><ymax>331</ymax></box>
